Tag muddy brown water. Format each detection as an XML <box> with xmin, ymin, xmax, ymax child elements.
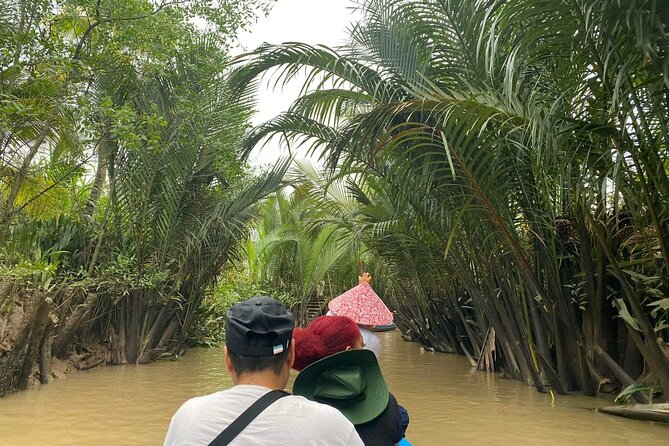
<box><xmin>0</xmin><ymin>332</ymin><xmax>667</xmax><ymax>445</ymax></box>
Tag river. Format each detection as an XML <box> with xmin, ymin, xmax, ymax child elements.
<box><xmin>0</xmin><ymin>332</ymin><xmax>667</xmax><ymax>445</ymax></box>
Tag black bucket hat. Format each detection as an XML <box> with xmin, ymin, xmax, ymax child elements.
<box><xmin>292</xmin><ymin>349</ymin><xmax>389</xmax><ymax>425</ymax></box>
<box><xmin>225</xmin><ymin>296</ymin><xmax>294</xmax><ymax>357</ymax></box>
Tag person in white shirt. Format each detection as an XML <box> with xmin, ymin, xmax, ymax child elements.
<box><xmin>164</xmin><ymin>296</ymin><xmax>363</xmax><ymax>446</ymax></box>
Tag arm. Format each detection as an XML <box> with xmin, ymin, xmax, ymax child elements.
<box><xmin>163</xmin><ymin>400</ymin><xmax>198</xmax><ymax>446</ymax></box>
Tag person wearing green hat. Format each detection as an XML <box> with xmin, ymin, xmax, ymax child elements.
<box><xmin>293</xmin><ymin>349</ymin><xmax>394</xmax><ymax>423</ymax></box>
<box><xmin>292</xmin><ymin>316</ymin><xmax>406</xmax><ymax>446</ymax></box>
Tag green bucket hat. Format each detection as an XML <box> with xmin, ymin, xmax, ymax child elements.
<box><xmin>292</xmin><ymin>349</ymin><xmax>389</xmax><ymax>425</ymax></box>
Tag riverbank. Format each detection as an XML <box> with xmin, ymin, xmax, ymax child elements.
<box><xmin>14</xmin><ymin>344</ymin><xmax>107</xmax><ymax>389</ymax></box>
<box><xmin>0</xmin><ymin>332</ymin><xmax>667</xmax><ymax>445</ymax></box>
<box><xmin>0</xmin><ymin>284</ymin><xmax>109</xmax><ymax>396</ymax></box>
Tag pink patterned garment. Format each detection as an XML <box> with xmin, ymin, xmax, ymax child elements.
<box><xmin>327</xmin><ymin>283</ymin><xmax>394</xmax><ymax>326</ymax></box>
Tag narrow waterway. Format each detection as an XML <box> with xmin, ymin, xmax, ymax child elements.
<box><xmin>0</xmin><ymin>332</ymin><xmax>667</xmax><ymax>445</ymax></box>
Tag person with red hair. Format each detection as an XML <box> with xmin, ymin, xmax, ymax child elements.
<box><xmin>292</xmin><ymin>316</ymin><xmax>364</xmax><ymax>371</ymax></box>
<box><xmin>292</xmin><ymin>316</ymin><xmax>408</xmax><ymax>446</ymax></box>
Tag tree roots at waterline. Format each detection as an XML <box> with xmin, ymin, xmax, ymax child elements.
<box><xmin>392</xmin><ymin>274</ymin><xmax>669</xmax><ymax>402</ymax></box>
<box><xmin>0</xmin><ymin>281</ymin><xmax>186</xmax><ymax>396</ymax></box>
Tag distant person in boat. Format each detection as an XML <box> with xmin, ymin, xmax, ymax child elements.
<box><xmin>292</xmin><ymin>315</ymin><xmax>407</xmax><ymax>446</ymax></box>
<box><xmin>326</xmin><ymin>274</ymin><xmax>410</xmax><ymax>432</ymax></box>
<box><xmin>326</xmin><ymin>272</ymin><xmax>392</xmax><ymax>359</ymax></box>
<box><xmin>164</xmin><ymin>296</ymin><xmax>363</xmax><ymax>446</ymax></box>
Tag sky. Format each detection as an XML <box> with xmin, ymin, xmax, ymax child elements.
<box><xmin>234</xmin><ymin>0</ymin><xmax>360</xmax><ymax>167</ymax></box>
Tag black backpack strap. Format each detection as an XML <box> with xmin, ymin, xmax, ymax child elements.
<box><xmin>207</xmin><ymin>390</ymin><xmax>290</xmax><ymax>446</ymax></box>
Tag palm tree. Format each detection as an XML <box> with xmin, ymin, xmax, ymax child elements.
<box><xmin>250</xmin><ymin>161</ymin><xmax>364</xmax><ymax>324</ymax></box>
<box><xmin>0</xmin><ymin>33</ymin><xmax>287</xmax><ymax>394</ymax></box>
<box><xmin>230</xmin><ymin>0</ymin><xmax>669</xmax><ymax>397</ymax></box>
<box><xmin>78</xmin><ymin>36</ymin><xmax>290</xmax><ymax>364</ymax></box>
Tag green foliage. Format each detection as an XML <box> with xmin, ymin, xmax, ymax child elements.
<box><xmin>0</xmin><ymin>0</ymin><xmax>275</xmax><ymax>230</ymax></box>
<box><xmin>0</xmin><ymin>0</ymin><xmax>283</xmax><ymax>381</ymax></box>
<box><xmin>0</xmin><ymin>256</ymin><xmax>58</xmax><ymax>288</ymax></box>
<box><xmin>188</xmin><ymin>268</ymin><xmax>298</xmax><ymax>347</ymax></box>
<box><xmin>232</xmin><ymin>0</ymin><xmax>669</xmax><ymax>395</ymax></box>
<box><xmin>245</xmin><ymin>162</ymin><xmax>369</xmax><ymax>322</ymax></box>
<box><xmin>614</xmin><ymin>384</ymin><xmax>654</xmax><ymax>404</ymax></box>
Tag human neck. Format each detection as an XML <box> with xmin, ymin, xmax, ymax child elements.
<box><xmin>234</xmin><ymin>370</ymin><xmax>287</xmax><ymax>390</ymax></box>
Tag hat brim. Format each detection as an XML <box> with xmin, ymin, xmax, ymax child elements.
<box><xmin>292</xmin><ymin>349</ymin><xmax>389</xmax><ymax>425</ymax></box>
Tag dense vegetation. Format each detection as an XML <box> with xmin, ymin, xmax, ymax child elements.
<box><xmin>2</xmin><ymin>0</ymin><xmax>668</xmax><ymax>406</ymax></box>
<box><xmin>0</xmin><ymin>0</ymin><xmax>282</xmax><ymax>395</ymax></box>
<box><xmin>231</xmin><ymin>0</ymin><xmax>669</xmax><ymax>400</ymax></box>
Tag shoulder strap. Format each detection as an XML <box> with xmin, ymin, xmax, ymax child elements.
<box><xmin>208</xmin><ymin>390</ymin><xmax>289</xmax><ymax>446</ymax></box>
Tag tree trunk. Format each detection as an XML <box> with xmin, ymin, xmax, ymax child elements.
<box><xmin>0</xmin><ymin>291</ymin><xmax>52</xmax><ymax>395</ymax></box>
<box><xmin>38</xmin><ymin>318</ymin><xmax>54</xmax><ymax>385</ymax></box>
<box><xmin>594</xmin><ymin>345</ymin><xmax>649</xmax><ymax>403</ymax></box>
<box><xmin>0</xmin><ymin>113</ymin><xmax>57</xmax><ymax>236</ymax></box>
<box><xmin>52</xmin><ymin>290</ymin><xmax>99</xmax><ymax>358</ymax></box>
<box><xmin>83</xmin><ymin>135</ymin><xmax>109</xmax><ymax>218</ymax></box>
<box><xmin>598</xmin><ymin>403</ymin><xmax>669</xmax><ymax>424</ymax></box>
<box><xmin>587</xmin><ymin>213</ymin><xmax>669</xmax><ymax>395</ymax></box>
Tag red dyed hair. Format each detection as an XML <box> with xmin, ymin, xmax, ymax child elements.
<box><xmin>292</xmin><ymin>316</ymin><xmax>361</xmax><ymax>371</ymax></box>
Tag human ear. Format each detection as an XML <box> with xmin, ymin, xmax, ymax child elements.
<box><xmin>224</xmin><ymin>346</ymin><xmax>234</xmax><ymax>373</ymax></box>
<box><xmin>287</xmin><ymin>339</ymin><xmax>295</xmax><ymax>368</ymax></box>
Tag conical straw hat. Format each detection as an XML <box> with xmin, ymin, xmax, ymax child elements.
<box><xmin>327</xmin><ymin>283</ymin><xmax>393</xmax><ymax>326</ymax></box>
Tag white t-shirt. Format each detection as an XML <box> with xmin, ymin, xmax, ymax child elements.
<box><xmin>164</xmin><ymin>384</ymin><xmax>364</xmax><ymax>446</ymax></box>
<box><xmin>358</xmin><ymin>326</ymin><xmax>382</xmax><ymax>359</ymax></box>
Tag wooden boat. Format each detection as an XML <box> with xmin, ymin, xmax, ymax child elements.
<box><xmin>597</xmin><ymin>403</ymin><xmax>669</xmax><ymax>424</ymax></box>
<box><xmin>371</xmin><ymin>322</ymin><xmax>397</xmax><ymax>332</ymax></box>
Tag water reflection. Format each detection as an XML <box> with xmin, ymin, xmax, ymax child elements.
<box><xmin>0</xmin><ymin>332</ymin><xmax>667</xmax><ymax>445</ymax></box>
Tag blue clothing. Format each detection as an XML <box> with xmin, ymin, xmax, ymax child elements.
<box><xmin>398</xmin><ymin>404</ymin><xmax>410</xmax><ymax>436</ymax></box>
